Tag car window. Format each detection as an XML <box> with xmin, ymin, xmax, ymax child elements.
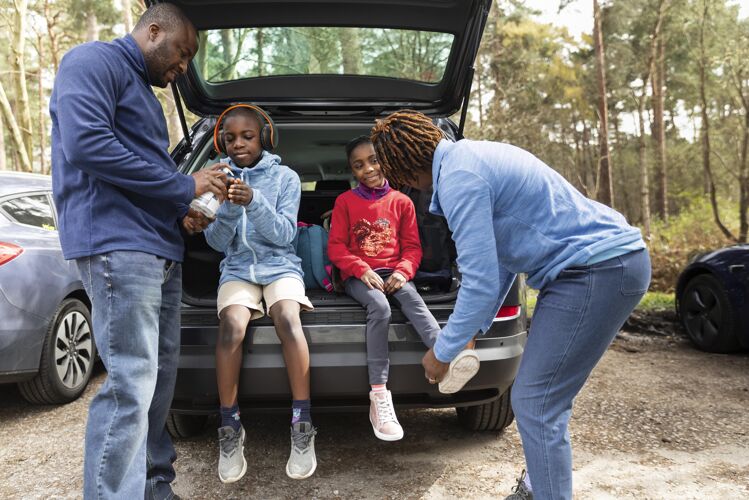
<box><xmin>198</xmin><ymin>27</ymin><xmax>454</xmax><ymax>84</ymax></box>
<box><xmin>0</xmin><ymin>194</ymin><xmax>56</xmax><ymax>230</ymax></box>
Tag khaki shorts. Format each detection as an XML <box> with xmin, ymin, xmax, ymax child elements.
<box><xmin>216</xmin><ymin>277</ymin><xmax>314</xmax><ymax>320</ymax></box>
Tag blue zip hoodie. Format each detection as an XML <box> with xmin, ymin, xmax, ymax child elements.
<box><xmin>50</xmin><ymin>35</ymin><xmax>195</xmax><ymax>262</ymax></box>
<box><xmin>204</xmin><ymin>152</ymin><xmax>304</xmax><ymax>286</ymax></box>
<box><xmin>430</xmin><ymin>139</ymin><xmax>645</xmax><ymax>362</ymax></box>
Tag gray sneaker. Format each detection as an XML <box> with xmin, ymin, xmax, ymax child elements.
<box><xmin>285</xmin><ymin>422</ymin><xmax>317</xmax><ymax>480</ymax></box>
<box><xmin>505</xmin><ymin>470</ymin><xmax>533</xmax><ymax>500</ymax></box>
<box><xmin>217</xmin><ymin>425</ymin><xmax>247</xmax><ymax>483</ymax></box>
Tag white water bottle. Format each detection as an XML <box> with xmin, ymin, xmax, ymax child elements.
<box><xmin>190</xmin><ymin>166</ymin><xmax>235</xmax><ymax>219</ymax></box>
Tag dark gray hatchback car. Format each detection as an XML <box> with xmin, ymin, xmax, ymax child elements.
<box><xmin>163</xmin><ymin>0</ymin><xmax>527</xmax><ymax>437</ymax></box>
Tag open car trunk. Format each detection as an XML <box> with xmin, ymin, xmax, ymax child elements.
<box><xmin>180</xmin><ymin>121</ymin><xmax>458</xmax><ymax>308</ymax></box>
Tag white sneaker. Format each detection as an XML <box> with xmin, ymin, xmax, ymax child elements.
<box><xmin>439</xmin><ymin>349</ymin><xmax>480</xmax><ymax>394</ymax></box>
<box><xmin>369</xmin><ymin>390</ymin><xmax>404</xmax><ymax>441</ymax></box>
<box><xmin>217</xmin><ymin>425</ymin><xmax>247</xmax><ymax>483</ymax></box>
<box><xmin>286</xmin><ymin>422</ymin><xmax>317</xmax><ymax>480</ymax></box>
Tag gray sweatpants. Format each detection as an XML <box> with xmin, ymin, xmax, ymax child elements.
<box><xmin>345</xmin><ymin>278</ymin><xmax>440</xmax><ymax>385</ymax></box>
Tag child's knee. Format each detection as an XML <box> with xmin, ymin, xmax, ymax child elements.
<box><xmin>218</xmin><ymin>310</ymin><xmax>249</xmax><ymax>347</ymax></box>
<box><xmin>367</xmin><ymin>295</ymin><xmax>391</xmax><ymax>320</ymax></box>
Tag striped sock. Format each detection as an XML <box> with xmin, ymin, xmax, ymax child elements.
<box><xmin>371</xmin><ymin>384</ymin><xmax>387</xmax><ymax>393</ymax></box>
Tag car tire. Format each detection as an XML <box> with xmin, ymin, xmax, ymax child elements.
<box><xmin>679</xmin><ymin>273</ymin><xmax>741</xmax><ymax>353</ymax></box>
<box><xmin>456</xmin><ymin>387</ymin><xmax>514</xmax><ymax>432</ymax></box>
<box><xmin>19</xmin><ymin>298</ymin><xmax>97</xmax><ymax>404</ymax></box>
<box><xmin>166</xmin><ymin>411</ymin><xmax>209</xmax><ymax>439</ymax></box>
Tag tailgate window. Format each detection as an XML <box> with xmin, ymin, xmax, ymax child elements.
<box><xmin>196</xmin><ymin>27</ymin><xmax>454</xmax><ymax>84</ymax></box>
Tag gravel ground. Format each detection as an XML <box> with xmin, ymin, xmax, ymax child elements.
<box><xmin>1</xmin><ymin>313</ymin><xmax>748</xmax><ymax>499</ymax></box>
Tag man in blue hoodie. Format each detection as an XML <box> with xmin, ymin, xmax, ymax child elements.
<box><xmin>372</xmin><ymin>110</ymin><xmax>651</xmax><ymax>500</ymax></box>
<box><xmin>50</xmin><ymin>4</ymin><xmax>226</xmax><ymax>499</ymax></box>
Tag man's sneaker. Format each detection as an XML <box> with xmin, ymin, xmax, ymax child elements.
<box><xmin>505</xmin><ymin>470</ymin><xmax>533</xmax><ymax>500</ymax></box>
<box><xmin>369</xmin><ymin>390</ymin><xmax>404</xmax><ymax>441</ymax></box>
<box><xmin>286</xmin><ymin>422</ymin><xmax>317</xmax><ymax>480</ymax></box>
<box><xmin>438</xmin><ymin>349</ymin><xmax>480</xmax><ymax>394</ymax></box>
<box><xmin>217</xmin><ymin>425</ymin><xmax>247</xmax><ymax>483</ymax></box>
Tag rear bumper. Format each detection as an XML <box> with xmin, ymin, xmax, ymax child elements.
<box><xmin>173</xmin><ymin>306</ymin><xmax>526</xmax><ymax>413</ymax></box>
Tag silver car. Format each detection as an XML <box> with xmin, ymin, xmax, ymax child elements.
<box><xmin>0</xmin><ymin>171</ymin><xmax>96</xmax><ymax>404</ymax></box>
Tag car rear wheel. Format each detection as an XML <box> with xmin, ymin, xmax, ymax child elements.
<box><xmin>19</xmin><ymin>298</ymin><xmax>97</xmax><ymax>404</ymax></box>
<box><xmin>456</xmin><ymin>387</ymin><xmax>514</xmax><ymax>432</ymax></box>
<box><xmin>679</xmin><ymin>274</ymin><xmax>741</xmax><ymax>353</ymax></box>
<box><xmin>166</xmin><ymin>411</ymin><xmax>209</xmax><ymax>439</ymax></box>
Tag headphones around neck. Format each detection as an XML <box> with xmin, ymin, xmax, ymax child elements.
<box><xmin>213</xmin><ymin>103</ymin><xmax>278</xmax><ymax>155</ymax></box>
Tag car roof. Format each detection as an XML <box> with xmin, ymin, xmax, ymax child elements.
<box><xmin>0</xmin><ymin>172</ymin><xmax>52</xmax><ymax>197</ymax></box>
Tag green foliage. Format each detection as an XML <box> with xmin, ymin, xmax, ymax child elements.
<box><xmin>646</xmin><ymin>195</ymin><xmax>740</xmax><ymax>291</ymax></box>
<box><xmin>636</xmin><ymin>291</ymin><xmax>675</xmax><ymax>311</ymax></box>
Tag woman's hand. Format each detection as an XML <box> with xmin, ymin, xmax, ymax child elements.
<box><xmin>383</xmin><ymin>271</ymin><xmax>407</xmax><ymax>294</ymax></box>
<box><xmin>228</xmin><ymin>178</ymin><xmax>253</xmax><ymax>206</ymax></box>
<box><xmin>360</xmin><ymin>269</ymin><xmax>384</xmax><ymax>291</ymax></box>
<box><xmin>422</xmin><ymin>348</ymin><xmax>450</xmax><ymax>384</ymax></box>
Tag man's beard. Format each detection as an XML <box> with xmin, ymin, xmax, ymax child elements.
<box><xmin>146</xmin><ymin>39</ymin><xmax>172</xmax><ymax>88</ymax></box>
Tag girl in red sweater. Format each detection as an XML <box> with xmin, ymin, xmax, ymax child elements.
<box><xmin>328</xmin><ymin>136</ymin><xmax>442</xmax><ymax>441</ymax></box>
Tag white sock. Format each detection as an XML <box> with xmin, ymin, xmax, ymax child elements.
<box><xmin>523</xmin><ymin>472</ymin><xmax>532</xmax><ymax>491</ymax></box>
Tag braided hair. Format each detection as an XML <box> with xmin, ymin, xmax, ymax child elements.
<box><xmin>370</xmin><ymin>110</ymin><xmax>443</xmax><ymax>187</ymax></box>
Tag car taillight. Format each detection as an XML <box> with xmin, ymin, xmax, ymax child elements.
<box><xmin>494</xmin><ymin>305</ymin><xmax>521</xmax><ymax>321</ymax></box>
<box><xmin>0</xmin><ymin>242</ymin><xmax>23</xmax><ymax>266</ymax></box>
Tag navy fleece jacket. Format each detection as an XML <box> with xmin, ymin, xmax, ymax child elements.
<box><xmin>50</xmin><ymin>35</ymin><xmax>195</xmax><ymax>262</ymax></box>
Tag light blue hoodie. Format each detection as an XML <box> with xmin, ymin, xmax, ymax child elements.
<box><xmin>430</xmin><ymin>139</ymin><xmax>645</xmax><ymax>362</ymax></box>
<box><xmin>204</xmin><ymin>151</ymin><xmax>304</xmax><ymax>286</ymax></box>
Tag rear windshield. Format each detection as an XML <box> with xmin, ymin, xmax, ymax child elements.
<box><xmin>196</xmin><ymin>27</ymin><xmax>454</xmax><ymax>84</ymax></box>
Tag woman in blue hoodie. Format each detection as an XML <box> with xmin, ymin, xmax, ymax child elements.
<box><xmin>371</xmin><ymin>110</ymin><xmax>651</xmax><ymax>500</ymax></box>
<box><xmin>204</xmin><ymin>106</ymin><xmax>317</xmax><ymax>483</ymax></box>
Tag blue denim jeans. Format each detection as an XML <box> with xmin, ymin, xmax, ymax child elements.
<box><xmin>511</xmin><ymin>249</ymin><xmax>651</xmax><ymax>500</ymax></box>
<box><xmin>77</xmin><ymin>251</ymin><xmax>181</xmax><ymax>500</ymax></box>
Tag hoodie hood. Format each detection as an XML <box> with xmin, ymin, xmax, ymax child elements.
<box><xmin>113</xmin><ymin>35</ymin><xmax>151</xmax><ymax>86</ymax></box>
<box><xmin>227</xmin><ymin>150</ymin><xmax>282</xmax><ymax>181</ymax></box>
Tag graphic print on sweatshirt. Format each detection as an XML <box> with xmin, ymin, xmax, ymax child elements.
<box><xmin>352</xmin><ymin>217</ymin><xmax>393</xmax><ymax>257</ymax></box>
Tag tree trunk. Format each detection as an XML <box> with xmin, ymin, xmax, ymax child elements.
<box><xmin>86</xmin><ymin>10</ymin><xmax>100</xmax><ymax>42</ymax></box>
<box><xmin>699</xmin><ymin>0</ymin><xmax>735</xmax><ymax>241</ymax></box>
<box><xmin>122</xmin><ymin>0</ymin><xmax>133</xmax><ymax>33</ymax></box>
<box><xmin>37</xmin><ymin>34</ymin><xmax>47</xmax><ymax>174</ymax></box>
<box><xmin>0</xmin><ymin>80</ymin><xmax>32</xmax><ymax>172</ymax></box>
<box><xmin>636</xmin><ymin>92</ymin><xmax>651</xmax><ymax>238</ymax></box>
<box><xmin>739</xmin><ymin>110</ymin><xmax>749</xmax><ymax>242</ymax></box>
<box><xmin>652</xmin><ymin>37</ymin><xmax>668</xmax><ymax>218</ymax></box>
<box><xmin>256</xmin><ymin>29</ymin><xmax>265</xmax><ymax>76</ymax></box>
<box><xmin>220</xmin><ymin>30</ymin><xmax>237</xmax><ymax>80</ymax></box>
<box><xmin>339</xmin><ymin>28</ymin><xmax>361</xmax><ymax>74</ymax></box>
<box><xmin>0</xmin><ymin>113</ymin><xmax>7</xmax><ymax>172</ymax></box>
<box><xmin>11</xmin><ymin>0</ymin><xmax>33</xmax><ymax>166</ymax></box>
<box><xmin>593</xmin><ymin>0</ymin><xmax>613</xmax><ymax>207</ymax></box>
<box><xmin>43</xmin><ymin>0</ymin><xmax>61</xmax><ymax>73</ymax></box>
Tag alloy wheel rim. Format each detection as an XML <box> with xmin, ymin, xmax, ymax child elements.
<box><xmin>54</xmin><ymin>311</ymin><xmax>93</xmax><ymax>389</ymax></box>
<box><xmin>683</xmin><ymin>285</ymin><xmax>722</xmax><ymax>344</ymax></box>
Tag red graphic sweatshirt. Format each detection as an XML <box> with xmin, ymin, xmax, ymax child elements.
<box><xmin>328</xmin><ymin>189</ymin><xmax>422</xmax><ymax>282</ymax></box>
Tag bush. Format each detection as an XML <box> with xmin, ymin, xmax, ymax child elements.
<box><xmin>645</xmin><ymin>195</ymin><xmax>740</xmax><ymax>292</ymax></box>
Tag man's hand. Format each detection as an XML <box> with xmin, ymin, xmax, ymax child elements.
<box><xmin>192</xmin><ymin>164</ymin><xmax>228</xmax><ymax>200</ymax></box>
<box><xmin>360</xmin><ymin>269</ymin><xmax>384</xmax><ymax>291</ymax></box>
<box><xmin>227</xmin><ymin>178</ymin><xmax>253</xmax><ymax>206</ymax></box>
<box><xmin>422</xmin><ymin>348</ymin><xmax>449</xmax><ymax>385</ymax></box>
<box><xmin>383</xmin><ymin>271</ymin><xmax>407</xmax><ymax>295</ymax></box>
<box><xmin>182</xmin><ymin>208</ymin><xmax>212</xmax><ymax>234</ymax></box>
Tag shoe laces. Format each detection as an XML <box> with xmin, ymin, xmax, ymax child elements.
<box><xmin>219</xmin><ymin>430</ymin><xmax>240</xmax><ymax>457</ymax></box>
<box><xmin>374</xmin><ymin>392</ymin><xmax>397</xmax><ymax>424</ymax></box>
<box><xmin>292</xmin><ymin>425</ymin><xmax>317</xmax><ymax>451</ymax></box>
<box><xmin>509</xmin><ymin>470</ymin><xmax>531</xmax><ymax>499</ymax></box>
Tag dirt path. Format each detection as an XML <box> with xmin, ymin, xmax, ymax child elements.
<box><xmin>1</xmin><ymin>322</ymin><xmax>747</xmax><ymax>499</ymax></box>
